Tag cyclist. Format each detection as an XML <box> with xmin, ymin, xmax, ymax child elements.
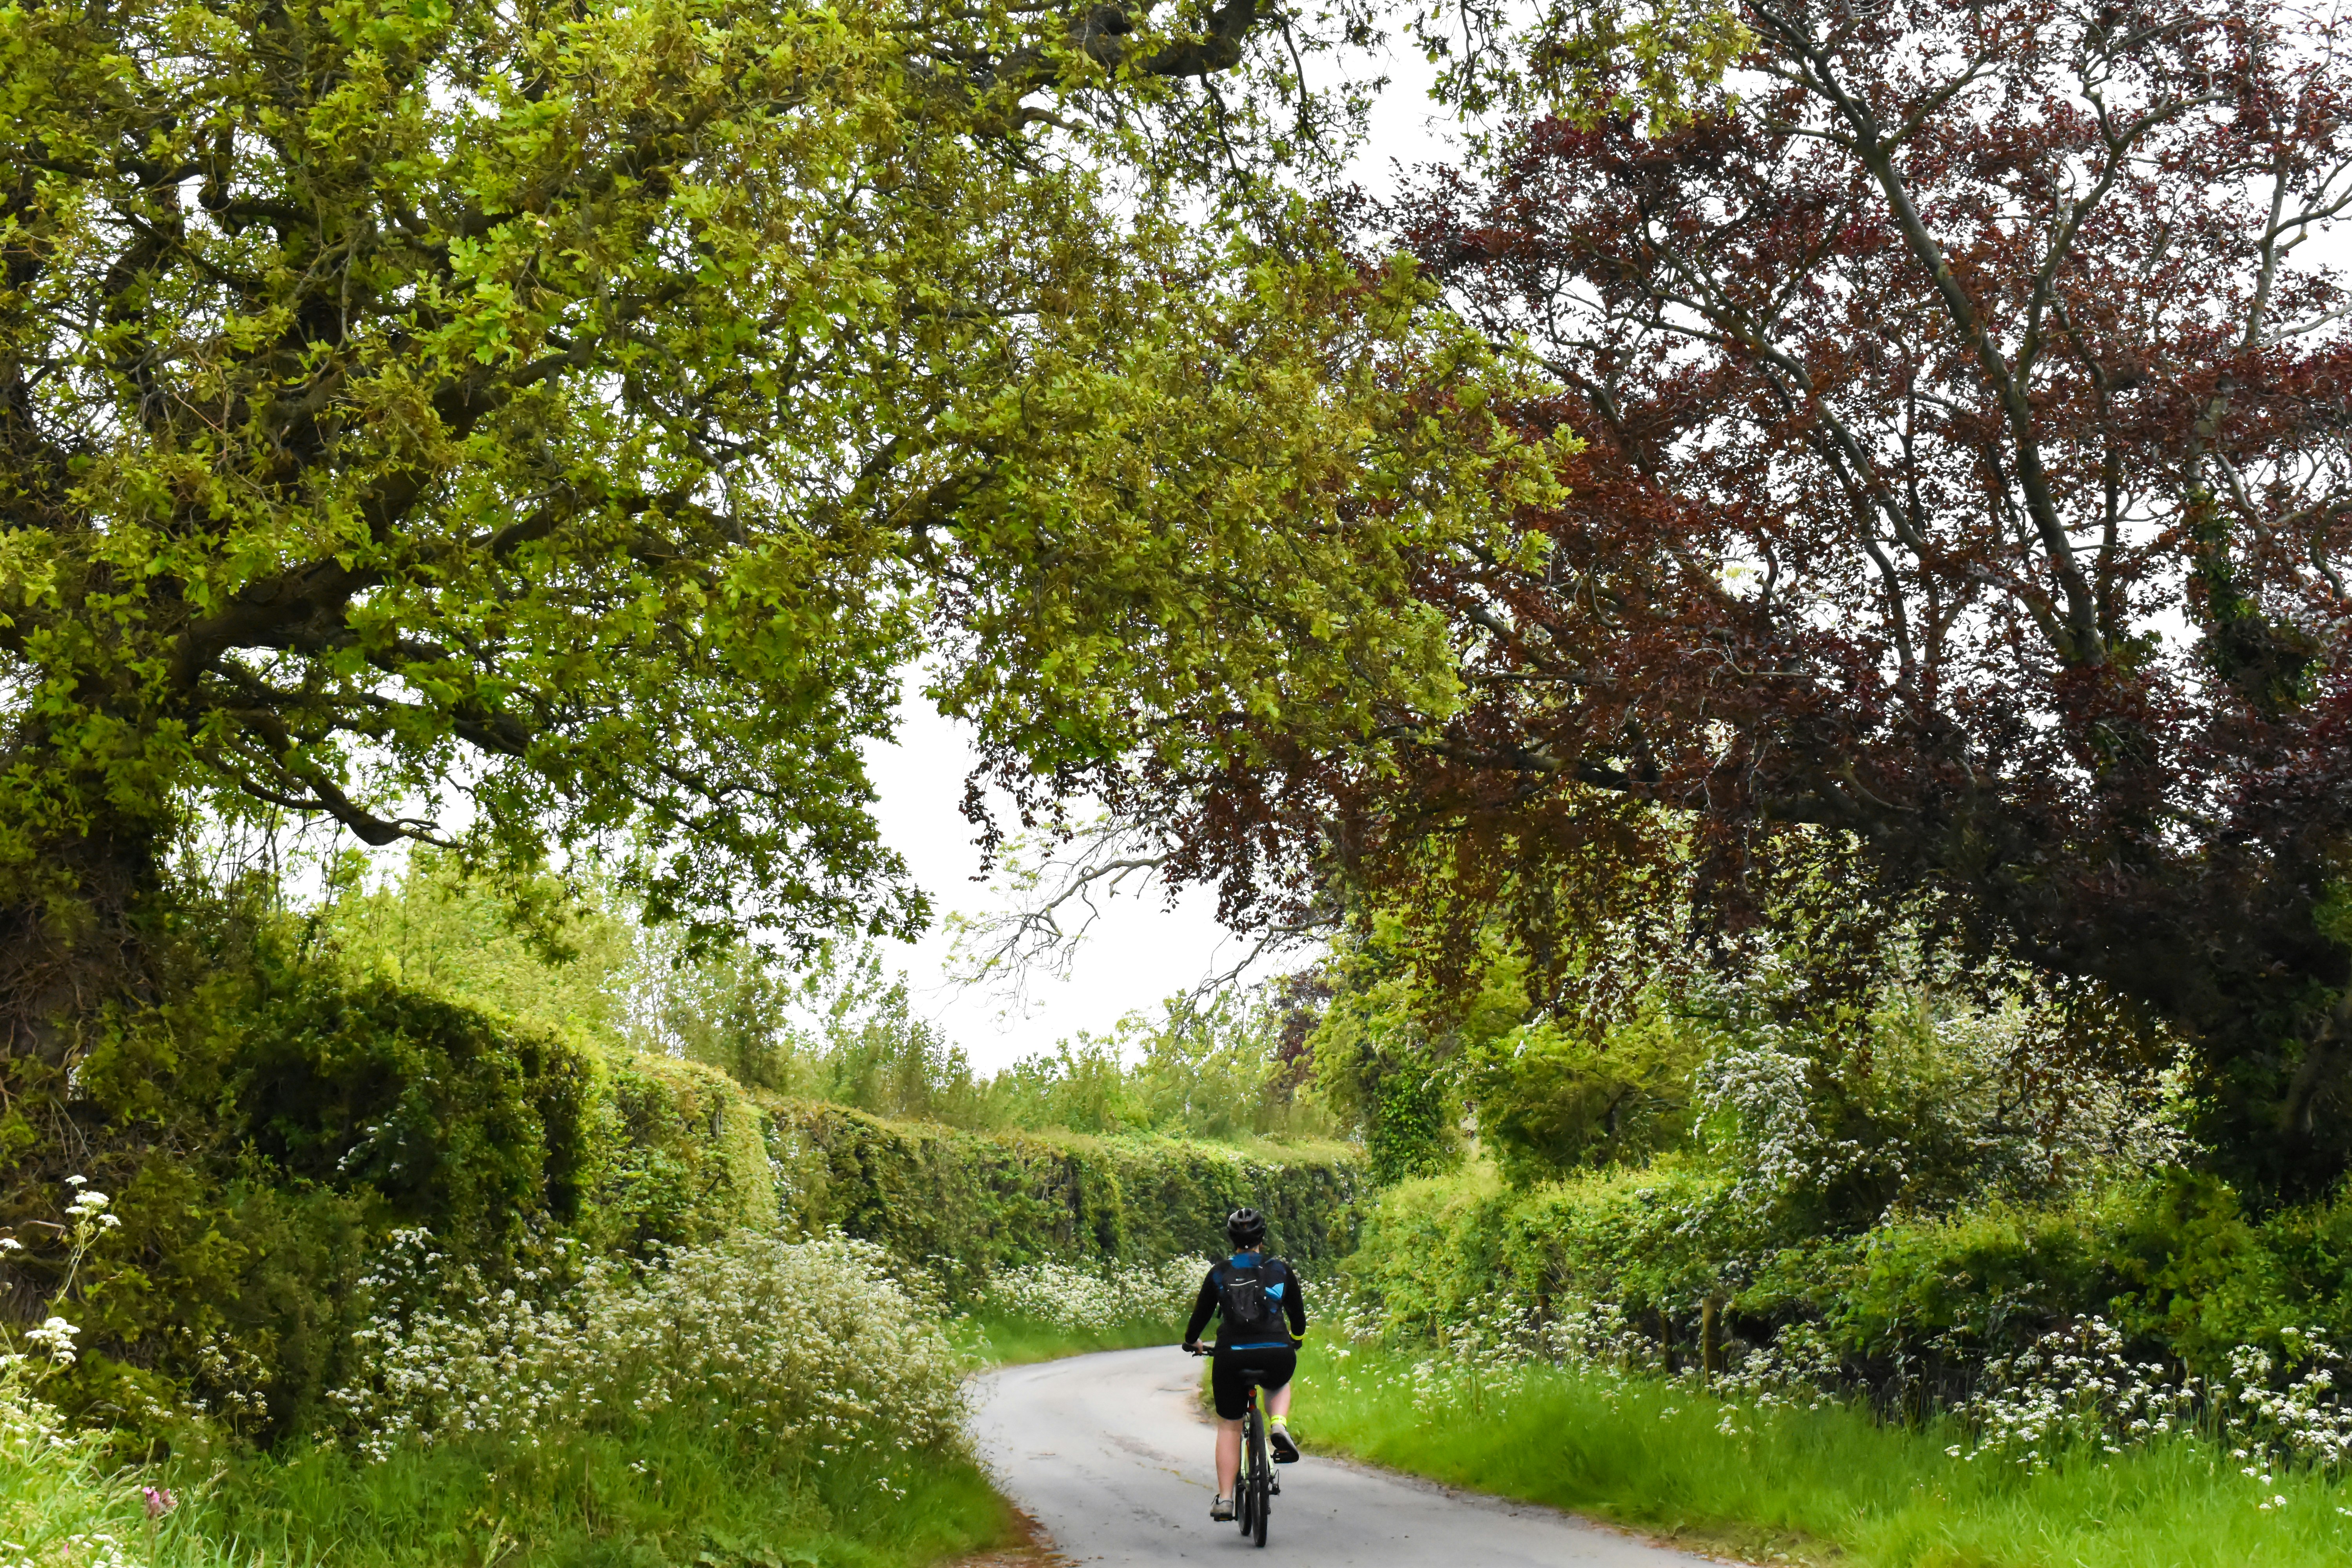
<box><xmin>1182</xmin><ymin>1207</ymin><xmax>1307</xmax><ymax>1521</ymax></box>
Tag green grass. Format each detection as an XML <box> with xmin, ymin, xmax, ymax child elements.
<box><xmin>97</xmin><ymin>1316</ymin><xmax>1172</xmax><ymax>1567</ymax></box>
<box><xmin>1290</xmin><ymin>1342</ymin><xmax>2352</xmax><ymax>1568</ymax></box>
<box><xmin>14</xmin><ymin>1412</ymin><xmax>1014</xmax><ymax>1568</ymax></box>
<box><xmin>19</xmin><ymin>1309</ymin><xmax>1175</xmax><ymax>1565</ymax></box>
<box><xmin>949</xmin><ymin>1311</ymin><xmax>1187</xmax><ymax>1367</ymax></box>
<box><xmin>196</xmin><ymin>1419</ymin><xmax>1011</xmax><ymax>1568</ymax></box>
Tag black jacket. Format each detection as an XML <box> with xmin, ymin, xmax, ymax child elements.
<box><xmin>1184</xmin><ymin>1252</ymin><xmax>1308</xmax><ymax>1352</ymax></box>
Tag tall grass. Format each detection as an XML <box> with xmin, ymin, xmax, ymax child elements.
<box><xmin>3</xmin><ymin>1230</ymin><xmax>1017</xmax><ymax>1568</ymax></box>
<box><xmin>178</xmin><ymin>1421</ymin><xmax>1008</xmax><ymax>1568</ymax></box>
<box><xmin>1291</xmin><ymin>1341</ymin><xmax>2352</xmax><ymax>1567</ymax></box>
<box><xmin>5</xmin><ymin>1389</ymin><xmax>1009</xmax><ymax>1568</ymax></box>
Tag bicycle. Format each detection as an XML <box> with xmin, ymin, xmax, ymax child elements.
<box><xmin>1188</xmin><ymin>1346</ymin><xmax>1279</xmax><ymax>1547</ymax></box>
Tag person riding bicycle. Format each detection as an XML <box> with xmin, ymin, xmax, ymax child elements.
<box><xmin>1183</xmin><ymin>1207</ymin><xmax>1307</xmax><ymax>1522</ymax></box>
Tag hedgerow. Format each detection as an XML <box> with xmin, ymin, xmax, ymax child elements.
<box><xmin>1346</xmin><ymin>1161</ymin><xmax>2352</xmax><ymax>1468</ymax></box>
<box><xmin>2</xmin><ymin>942</ymin><xmax>1359</xmax><ymax>1445</ymax></box>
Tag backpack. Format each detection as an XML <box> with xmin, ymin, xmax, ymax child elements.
<box><xmin>1216</xmin><ymin>1257</ymin><xmax>1290</xmax><ymax>1341</ymax></box>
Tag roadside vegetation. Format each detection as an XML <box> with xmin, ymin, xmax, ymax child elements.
<box><xmin>1272</xmin><ymin>936</ymin><xmax>2352</xmax><ymax>1564</ymax></box>
<box><xmin>14</xmin><ymin>0</ymin><xmax>2352</xmax><ymax>1560</ymax></box>
<box><xmin>5</xmin><ymin>1231</ymin><xmax>1214</xmax><ymax>1568</ymax></box>
<box><xmin>4</xmin><ymin>1229</ymin><xmax>1009</xmax><ymax>1568</ymax></box>
<box><xmin>0</xmin><ymin>862</ymin><xmax>1332</xmax><ymax>1568</ymax></box>
<box><xmin>1292</xmin><ymin>1339</ymin><xmax>2352</xmax><ymax>1568</ymax></box>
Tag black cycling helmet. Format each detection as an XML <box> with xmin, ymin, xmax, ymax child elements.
<box><xmin>1225</xmin><ymin>1207</ymin><xmax>1267</xmax><ymax>1249</ymax></box>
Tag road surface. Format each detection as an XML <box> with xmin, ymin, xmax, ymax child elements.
<box><xmin>969</xmin><ymin>1346</ymin><xmax>1723</xmax><ymax>1566</ymax></box>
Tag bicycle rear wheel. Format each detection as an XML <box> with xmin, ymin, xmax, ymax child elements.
<box><xmin>1237</xmin><ymin>1406</ymin><xmax>1257</xmax><ymax>1535</ymax></box>
<box><xmin>1249</xmin><ymin>1405</ymin><xmax>1271</xmax><ymax>1547</ymax></box>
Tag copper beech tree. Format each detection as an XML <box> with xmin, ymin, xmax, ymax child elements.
<box><xmin>1140</xmin><ymin>0</ymin><xmax>2352</xmax><ymax>1192</ymax></box>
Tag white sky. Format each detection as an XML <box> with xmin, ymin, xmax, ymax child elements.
<box><xmin>863</xmin><ymin>44</ymin><xmax>1460</xmax><ymax>1072</ymax></box>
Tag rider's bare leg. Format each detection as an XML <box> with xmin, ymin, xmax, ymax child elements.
<box><xmin>1216</xmin><ymin>1416</ymin><xmax>1243</xmax><ymax>1495</ymax></box>
<box><xmin>1267</xmin><ymin>1383</ymin><xmax>1293</xmax><ymax>1421</ymax></box>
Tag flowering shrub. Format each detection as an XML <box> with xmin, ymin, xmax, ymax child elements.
<box><xmin>326</xmin><ymin>1229</ymin><xmax>969</xmax><ymax>1477</ymax></box>
<box><xmin>0</xmin><ymin>1176</ymin><xmax>124</xmax><ymax>1377</ymax></box>
<box><xmin>972</xmin><ymin>1256</ymin><xmax>1207</xmax><ymax>1331</ymax></box>
<box><xmin>1951</xmin><ymin>1318</ymin><xmax>2198</xmax><ymax>1468</ymax></box>
<box><xmin>1693</xmin><ymin>999</ymin><xmax>2189</xmax><ymax>1230</ymax></box>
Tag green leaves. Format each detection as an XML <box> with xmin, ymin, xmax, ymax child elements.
<box><xmin>0</xmin><ymin>0</ymin><xmax>1563</xmax><ymax>967</ymax></box>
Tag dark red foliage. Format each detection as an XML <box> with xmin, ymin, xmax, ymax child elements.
<box><xmin>1169</xmin><ymin>0</ymin><xmax>2352</xmax><ymax>1194</ymax></box>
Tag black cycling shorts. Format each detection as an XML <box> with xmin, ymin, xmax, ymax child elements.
<box><xmin>1210</xmin><ymin>1347</ymin><xmax>1296</xmax><ymax>1420</ymax></box>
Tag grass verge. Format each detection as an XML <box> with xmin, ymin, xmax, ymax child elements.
<box><xmin>15</xmin><ymin>1289</ymin><xmax>1181</xmax><ymax>1564</ymax></box>
<box><xmin>187</xmin><ymin>1420</ymin><xmax>1011</xmax><ymax>1568</ymax></box>
<box><xmin>950</xmin><ymin>1312</ymin><xmax>1185</xmax><ymax>1367</ymax></box>
<box><xmin>16</xmin><ymin>1402</ymin><xmax>1012</xmax><ymax>1568</ymax></box>
<box><xmin>1289</xmin><ymin>1341</ymin><xmax>2352</xmax><ymax>1568</ymax></box>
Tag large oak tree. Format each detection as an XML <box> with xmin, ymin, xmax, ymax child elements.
<box><xmin>1149</xmin><ymin>0</ymin><xmax>2352</xmax><ymax>1193</ymax></box>
<box><xmin>0</xmin><ymin>0</ymin><xmax>1572</xmax><ymax>1063</ymax></box>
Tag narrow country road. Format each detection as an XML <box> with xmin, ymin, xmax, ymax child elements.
<box><xmin>969</xmin><ymin>1347</ymin><xmax>1721</xmax><ymax>1567</ymax></box>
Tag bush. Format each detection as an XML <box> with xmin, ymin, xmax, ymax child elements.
<box><xmin>1344</xmin><ymin>1163</ymin><xmax>1737</xmax><ymax>1343</ymax></box>
<box><xmin>326</xmin><ymin>1230</ymin><xmax>967</xmax><ymax>1470</ymax></box>
<box><xmin>1</xmin><ymin>1229</ymin><xmax>1012</xmax><ymax>1568</ymax></box>
<box><xmin>225</xmin><ymin>975</ymin><xmax>598</xmax><ymax>1250</ymax></box>
<box><xmin>971</xmin><ymin>1256</ymin><xmax>1207</xmax><ymax>1334</ymax></box>
<box><xmin>1464</xmin><ymin>1009</ymin><xmax>1702</xmax><ymax>1184</ymax></box>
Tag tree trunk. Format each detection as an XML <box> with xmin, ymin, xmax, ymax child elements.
<box><xmin>0</xmin><ymin>812</ymin><xmax>170</xmax><ymax>1071</ymax></box>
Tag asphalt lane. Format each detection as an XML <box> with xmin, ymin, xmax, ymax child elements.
<box><xmin>968</xmin><ymin>1346</ymin><xmax>1722</xmax><ymax>1566</ymax></box>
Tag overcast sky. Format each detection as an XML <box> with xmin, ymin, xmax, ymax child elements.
<box><xmin>861</xmin><ymin>45</ymin><xmax>1461</xmax><ymax>1072</ymax></box>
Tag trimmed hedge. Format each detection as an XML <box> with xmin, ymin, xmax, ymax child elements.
<box><xmin>762</xmin><ymin>1095</ymin><xmax>1357</xmax><ymax>1292</ymax></box>
<box><xmin>11</xmin><ymin>975</ymin><xmax>1360</xmax><ymax>1444</ymax></box>
<box><xmin>604</xmin><ymin>1053</ymin><xmax>1360</xmax><ymax>1292</ymax></box>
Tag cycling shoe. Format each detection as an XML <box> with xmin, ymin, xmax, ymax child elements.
<box><xmin>1269</xmin><ymin>1424</ymin><xmax>1300</xmax><ymax>1464</ymax></box>
<box><xmin>1210</xmin><ymin>1495</ymin><xmax>1235</xmax><ymax>1522</ymax></box>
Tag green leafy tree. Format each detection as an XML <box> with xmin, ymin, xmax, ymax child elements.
<box><xmin>983</xmin><ymin>1035</ymin><xmax>1147</xmax><ymax>1134</ymax></box>
<box><xmin>1307</xmin><ymin>916</ymin><xmax>1489</xmax><ymax>1181</ymax></box>
<box><xmin>1311</xmin><ymin>913</ymin><xmax>1700</xmax><ymax>1183</ymax></box>
<box><xmin>317</xmin><ymin>847</ymin><xmax>637</xmax><ymax>1042</ymax></box>
<box><xmin>1124</xmin><ymin>988</ymin><xmax>1332</xmax><ymax>1140</ymax></box>
<box><xmin>0</xmin><ymin>0</ymin><xmax>1564</xmax><ymax>1070</ymax></box>
<box><xmin>1464</xmin><ymin>1007</ymin><xmax>1700</xmax><ymax>1184</ymax></box>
